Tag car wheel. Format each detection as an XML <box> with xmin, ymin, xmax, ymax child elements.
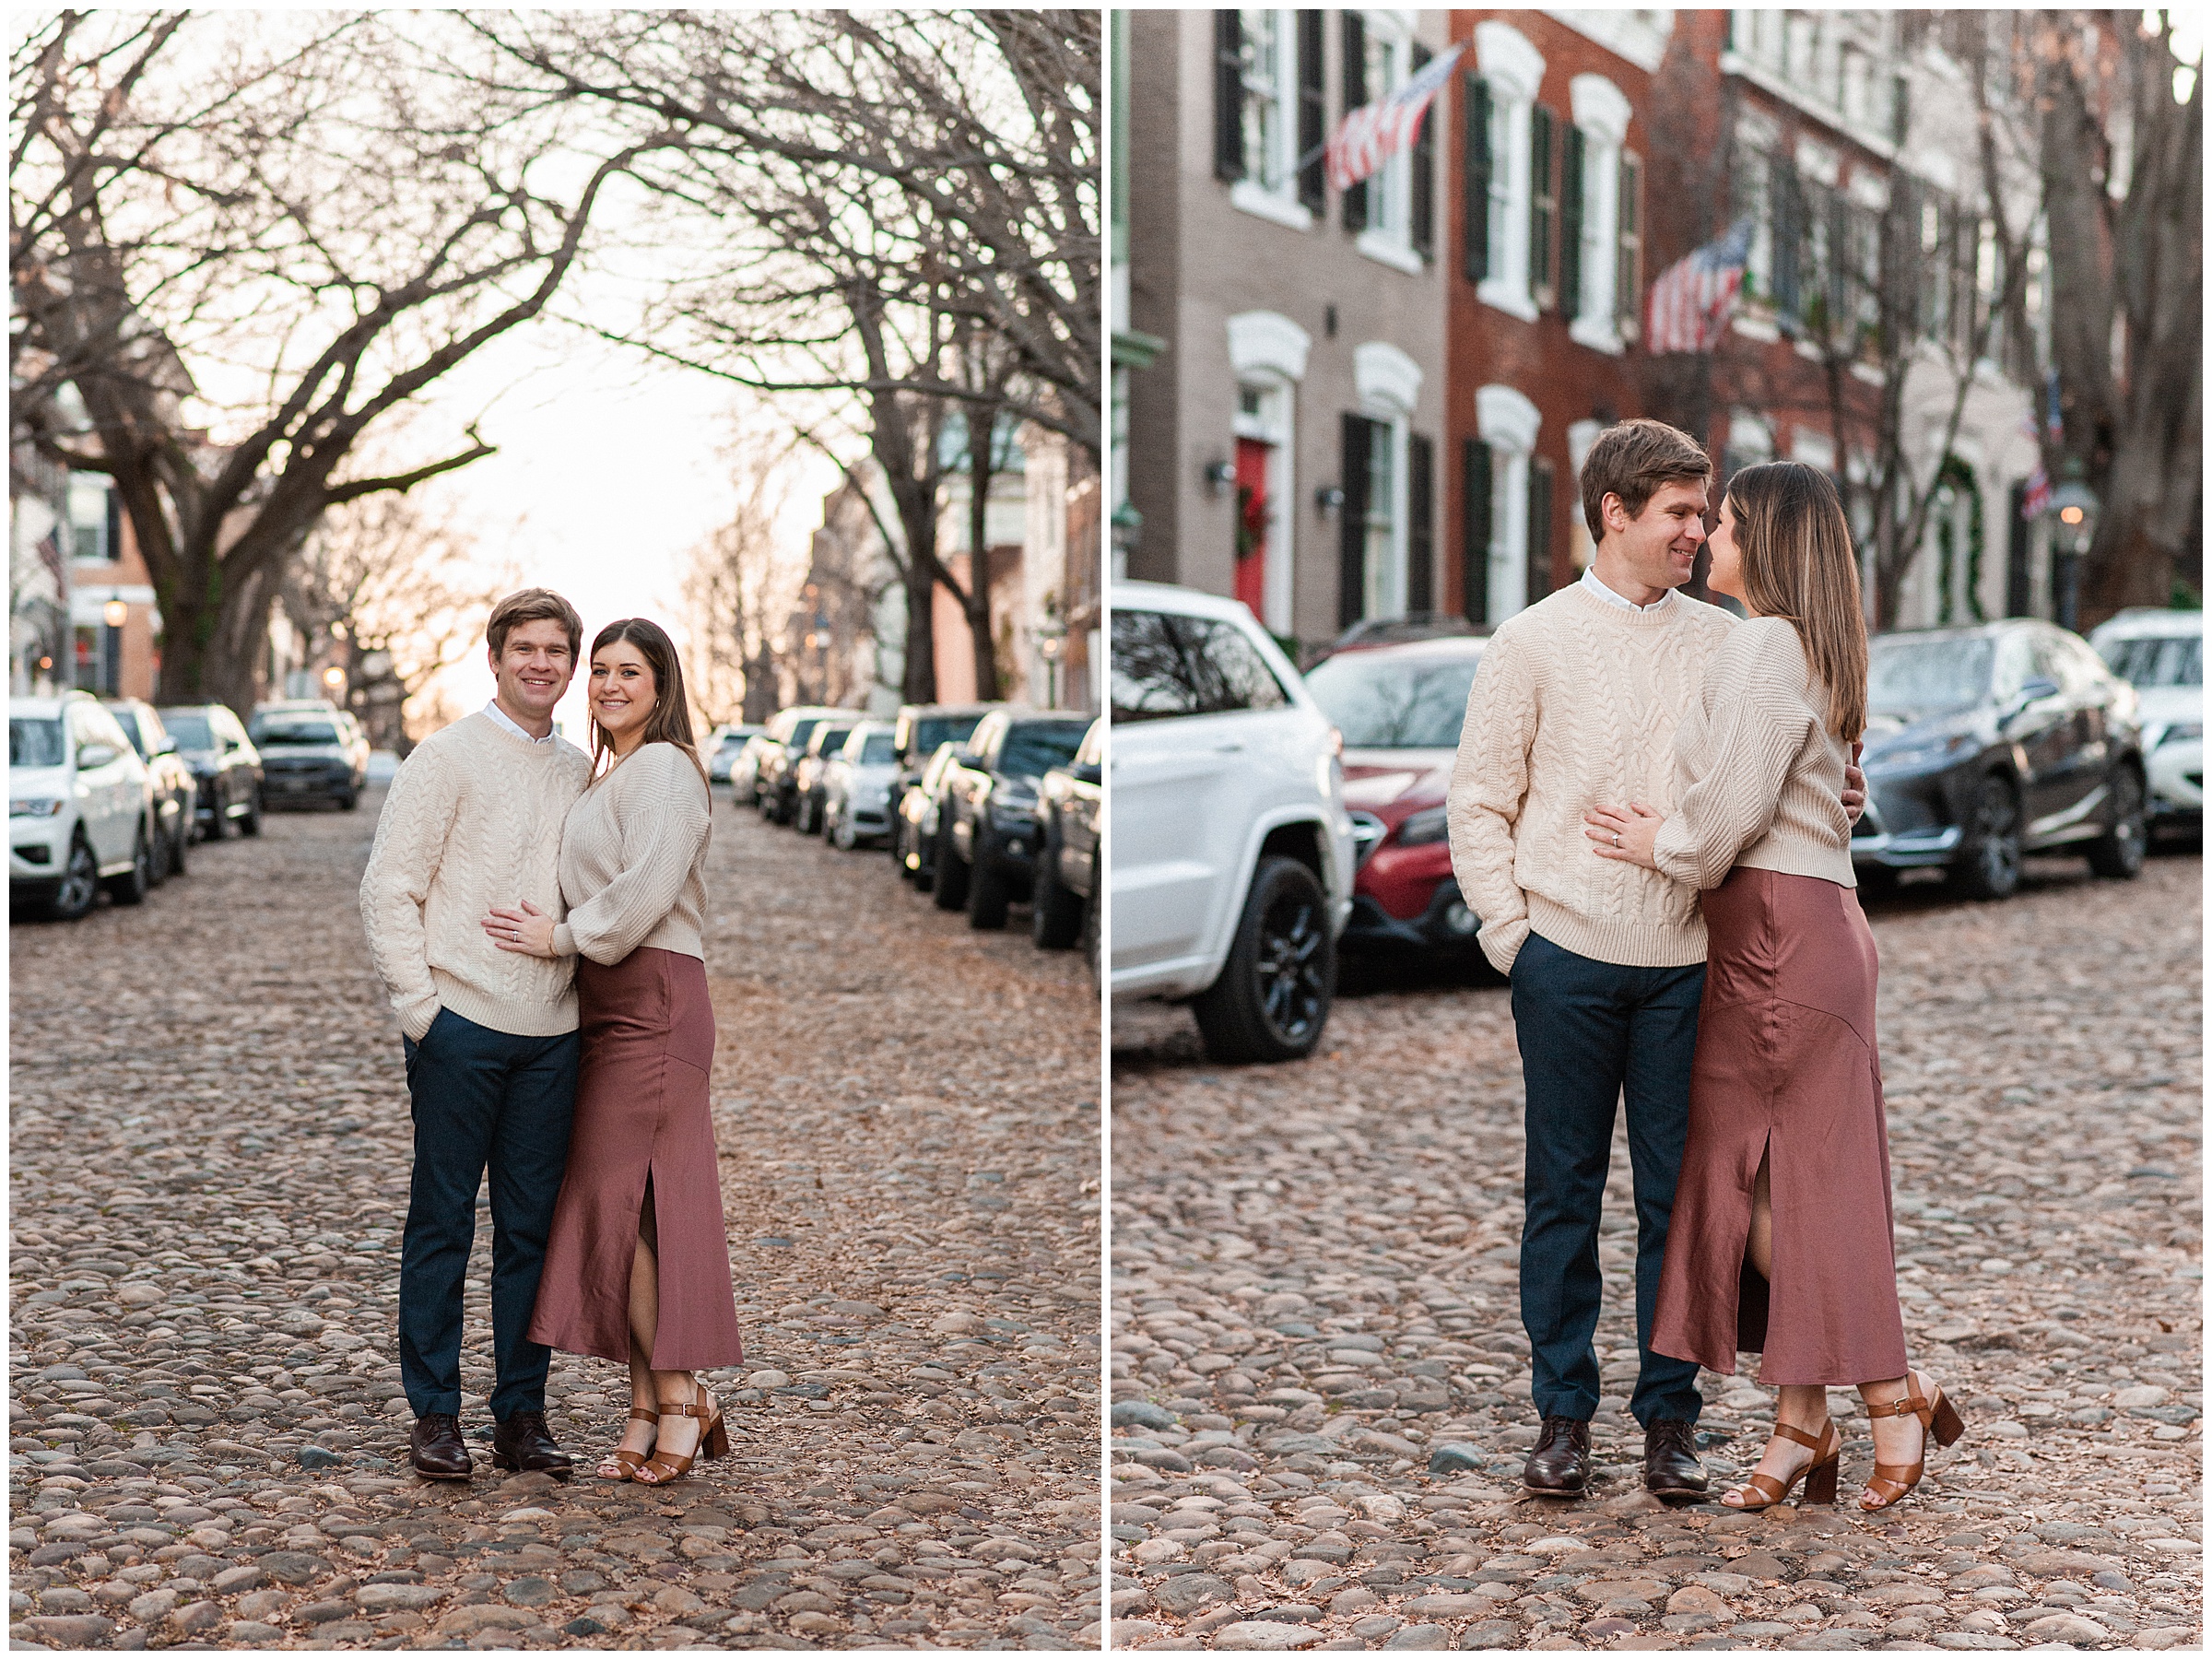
<box><xmin>934</xmin><ymin>820</ymin><xmax>971</xmax><ymax>911</ymax></box>
<box><xmin>1952</xmin><ymin>773</ymin><xmax>2022</xmax><ymax>901</ymax></box>
<box><xmin>338</xmin><ymin>789</ymin><xmax>359</xmax><ymax>811</ymax></box>
<box><xmin>104</xmin><ymin>823</ymin><xmax>154</xmax><ymax>907</ymax></box>
<box><xmin>967</xmin><ymin>837</ymin><xmax>1012</xmax><ymax>930</ymax></box>
<box><xmin>1031</xmin><ymin>830</ymin><xmax>1083</xmax><ymax>949</ymax></box>
<box><xmin>168</xmin><ymin>813</ymin><xmax>189</xmax><ymax>877</ymax></box>
<box><xmin>45</xmin><ymin>834</ymin><xmax>100</xmax><ymax>922</ymax></box>
<box><xmin>1193</xmin><ymin>855</ymin><xmax>1335</xmax><ymax>1064</ymax></box>
<box><xmin>240</xmin><ymin>791</ymin><xmax>262</xmax><ymax>837</ymax></box>
<box><xmin>832</xmin><ymin>807</ymin><xmax>859</xmax><ymax>852</ymax></box>
<box><xmin>1853</xmin><ymin>863</ymin><xmax>1897</xmax><ymax>901</ymax></box>
<box><xmin>2086</xmin><ymin>765</ymin><xmax>2147</xmax><ymax>879</ymax></box>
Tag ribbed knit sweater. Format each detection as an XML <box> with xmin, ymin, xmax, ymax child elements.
<box><xmin>550</xmin><ymin>741</ymin><xmax>712</xmax><ymax>965</ymax></box>
<box><xmin>1653</xmin><ymin>616</ymin><xmax>1856</xmax><ymax>891</ymax></box>
<box><xmin>359</xmin><ymin>712</ymin><xmax>593</xmax><ymax>1041</ymax></box>
<box><xmin>1447</xmin><ymin>583</ymin><xmax>1739</xmax><ymax>974</ymax></box>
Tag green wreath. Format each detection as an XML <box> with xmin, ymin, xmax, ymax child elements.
<box><xmin>1933</xmin><ymin>453</ymin><xmax>1984</xmax><ymax>627</ymax></box>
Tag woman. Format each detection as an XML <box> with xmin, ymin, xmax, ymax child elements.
<box><xmin>485</xmin><ymin>618</ymin><xmax>743</xmax><ymax>1486</ymax></box>
<box><xmin>1583</xmin><ymin>463</ymin><xmax>1963</xmax><ymax>1512</ymax></box>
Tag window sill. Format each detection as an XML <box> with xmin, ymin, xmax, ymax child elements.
<box><xmin>1355</xmin><ymin>230</ymin><xmax>1425</xmax><ymax>277</ymax></box>
<box><xmin>1477</xmin><ymin>278</ymin><xmax>1540</xmax><ymax>323</ymax></box>
<box><xmin>1731</xmin><ymin>312</ymin><xmax>1781</xmax><ymax>343</ymax></box>
<box><xmin>1230</xmin><ymin>182</ymin><xmax>1314</xmax><ymax>233</ymax></box>
<box><xmin>1568</xmin><ymin>315</ymin><xmax>1624</xmax><ymax>356</ymax></box>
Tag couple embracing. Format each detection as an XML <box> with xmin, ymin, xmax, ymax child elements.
<box><xmin>1449</xmin><ymin>419</ymin><xmax>1966</xmax><ymax>1513</ymax></box>
<box><xmin>360</xmin><ymin>589</ymin><xmax>742</xmax><ymax>1488</ymax></box>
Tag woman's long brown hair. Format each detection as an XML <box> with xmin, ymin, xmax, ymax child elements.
<box><xmin>586</xmin><ymin>618</ymin><xmax>708</xmax><ymax>786</ymax></box>
<box><xmin>1725</xmin><ymin>462</ymin><xmax>1868</xmax><ymax>742</ymax></box>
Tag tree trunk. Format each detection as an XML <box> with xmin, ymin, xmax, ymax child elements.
<box><xmin>963</xmin><ymin>405</ymin><xmax>1002</xmax><ymax>702</ymax></box>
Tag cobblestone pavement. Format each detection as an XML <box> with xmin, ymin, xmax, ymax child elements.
<box><xmin>11</xmin><ymin>787</ymin><xmax>1101</xmax><ymax>1650</ymax></box>
<box><xmin>1110</xmin><ymin>852</ymin><xmax>2202</xmax><ymax>1652</ymax></box>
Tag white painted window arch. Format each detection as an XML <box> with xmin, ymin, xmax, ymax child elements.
<box><xmin>1476</xmin><ymin>384</ymin><xmax>1542</xmax><ymax>620</ymax></box>
<box><xmin>1474</xmin><ymin>21</ymin><xmax>1546</xmax><ymax>323</ymax></box>
<box><xmin>1569</xmin><ymin>73</ymin><xmax>1631</xmax><ymax>355</ymax></box>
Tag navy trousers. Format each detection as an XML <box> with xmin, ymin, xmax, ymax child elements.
<box><xmin>398</xmin><ymin>1008</ymin><xmax>578</xmax><ymax>1420</ymax></box>
<box><xmin>1510</xmin><ymin>932</ymin><xmax>1705</xmax><ymax>1428</ymax></box>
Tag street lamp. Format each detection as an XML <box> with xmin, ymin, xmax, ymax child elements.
<box><xmin>2044</xmin><ymin>460</ymin><xmax>2100</xmax><ymax>634</ymax></box>
<box><xmin>322</xmin><ymin>665</ymin><xmax>346</xmax><ymax>694</ymax></box>
<box><xmin>101</xmin><ymin>598</ymin><xmax>127</xmax><ymax>629</ymax></box>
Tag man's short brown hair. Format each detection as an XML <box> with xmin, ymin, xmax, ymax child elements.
<box><xmin>487</xmin><ymin>588</ymin><xmax>582</xmax><ymax>659</ymax></box>
<box><xmin>1580</xmin><ymin>418</ymin><xmax>1712</xmax><ymax>540</ymax></box>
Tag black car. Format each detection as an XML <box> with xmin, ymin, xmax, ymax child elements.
<box><xmin>755</xmin><ymin>706</ymin><xmax>858</xmax><ymax>825</ymax></box>
<box><xmin>893</xmin><ymin>741</ymin><xmax>964</xmax><ymax>891</ymax></box>
<box><xmin>159</xmin><ymin>703</ymin><xmax>264</xmax><ymax>840</ymax></box>
<box><xmin>248</xmin><ymin>703</ymin><xmax>370</xmax><ymax>809</ymax></box>
<box><xmin>105</xmin><ymin>700</ymin><xmax>193</xmax><ymax>880</ymax></box>
<box><xmin>789</xmin><ymin>719</ymin><xmax>858</xmax><ymax>835</ymax></box>
<box><xmin>1031</xmin><ymin>717</ymin><xmax>1101</xmax><ymax>962</ymax></box>
<box><xmin>1854</xmin><ymin>620</ymin><xmax>2147</xmax><ymax>899</ymax></box>
<box><xmin>933</xmin><ymin>709</ymin><xmax>1092</xmax><ymax>929</ymax></box>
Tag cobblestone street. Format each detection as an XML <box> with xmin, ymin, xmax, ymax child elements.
<box><xmin>11</xmin><ymin>789</ymin><xmax>1101</xmax><ymax>1650</ymax></box>
<box><xmin>1110</xmin><ymin>853</ymin><xmax>2202</xmax><ymax>1652</ymax></box>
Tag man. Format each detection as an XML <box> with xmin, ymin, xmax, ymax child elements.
<box><xmin>1446</xmin><ymin>419</ymin><xmax>1863</xmax><ymax>1500</ymax></box>
<box><xmin>361</xmin><ymin>589</ymin><xmax>594</xmax><ymax>1481</ymax></box>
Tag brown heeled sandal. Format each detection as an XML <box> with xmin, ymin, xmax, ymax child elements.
<box><xmin>1722</xmin><ymin>1419</ymin><xmax>1841</xmax><ymax>1510</ymax></box>
<box><xmin>1859</xmin><ymin>1372</ymin><xmax>1965</xmax><ymax>1512</ymax></box>
<box><xmin>601</xmin><ymin>1406</ymin><xmax>661</xmax><ymax>1480</ymax></box>
<box><xmin>633</xmin><ymin>1383</ymin><xmax>728</xmax><ymax>1487</ymax></box>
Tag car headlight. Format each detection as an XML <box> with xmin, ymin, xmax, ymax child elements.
<box><xmin>1864</xmin><ymin>731</ymin><xmax>1977</xmax><ymax>775</ymax></box>
<box><xmin>10</xmin><ymin>798</ymin><xmax>65</xmax><ymax>818</ymax></box>
<box><xmin>2158</xmin><ymin>722</ymin><xmax>2203</xmax><ymax>748</ymax></box>
<box><xmin>1395</xmin><ymin>805</ymin><xmax>1450</xmax><ymax>846</ymax></box>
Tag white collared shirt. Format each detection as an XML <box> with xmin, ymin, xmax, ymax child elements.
<box><xmin>483</xmin><ymin>699</ymin><xmax>555</xmax><ymax>746</ymax></box>
<box><xmin>1582</xmin><ymin>563</ymin><xmax>1677</xmax><ymax>614</ymax></box>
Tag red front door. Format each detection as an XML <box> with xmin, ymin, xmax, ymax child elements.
<box><xmin>1234</xmin><ymin>437</ymin><xmax>1271</xmax><ymax>618</ymax></box>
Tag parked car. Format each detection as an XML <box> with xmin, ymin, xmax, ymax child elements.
<box><xmin>1031</xmin><ymin>717</ymin><xmax>1102</xmax><ymax>962</ymax></box>
<box><xmin>2090</xmin><ymin>608</ymin><xmax>2201</xmax><ymax>840</ymax></box>
<box><xmin>159</xmin><ymin>702</ymin><xmax>263</xmax><ymax>839</ymax></box>
<box><xmin>1110</xmin><ymin>582</ymin><xmax>1356</xmax><ymax>1063</ymax></box>
<box><xmin>790</xmin><ymin>718</ymin><xmax>860</xmax><ymax>834</ymax></box>
<box><xmin>1310</xmin><ymin>611</ymin><xmax>1482</xmax><ymax>668</ymax></box>
<box><xmin>1303</xmin><ymin>636</ymin><xmax>1489</xmax><ymax>963</ymax></box>
<box><xmin>105</xmin><ymin>699</ymin><xmax>194</xmax><ymax>881</ymax></box>
<box><xmin>822</xmin><ymin>723</ymin><xmax>900</xmax><ymax>849</ymax></box>
<box><xmin>10</xmin><ymin>691</ymin><xmax>159</xmax><ymax>919</ymax></box>
<box><xmin>755</xmin><ymin>706</ymin><xmax>858</xmax><ymax>824</ymax></box>
<box><xmin>706</xmin><ymin>723</ymin><xmax>764</xmax><ymax>787</ymax></box>
<box><xmin>886</xmin><ymin>702</ymin><xmax>995</xmax><ymax>831</ymax></box>
<box><xmin>1854</xmin><ymin>619</ymin><xmax>2147</xmax><ymax>899</ymax></box>
<box><xmin>893</xmin><ymin>741</ymin><xmax>964</xmax><ymax>891</ymax></box>
<box><xmin>729</xmin><ymin>732</ymin><xmax>771</xmax><ymax>804</ymax></box>
<box><xmin>248</xmin><ymin>700</ymin><xmax>370</xmax><ymax>810</ymax></box>
<box><xmin>934</xmin><ymin>709</ymin><xmax>1091</xmax><ymax>930</ymax></box>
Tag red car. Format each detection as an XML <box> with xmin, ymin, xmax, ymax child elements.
<box><xmin>1302</xmin><ymin>635</ymin><xmax>1489</xmax><ymax>963</ymax></box>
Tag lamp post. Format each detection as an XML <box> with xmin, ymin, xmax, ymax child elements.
<box><xmin>100</xmin><ymin>597</ymin><xmax>126</xmax><ymax>694</ymax></box>
<box><xmin>2044</xmin><ymin>460</ymin><xmax>2100</xmax><ymax>634</ymax></box>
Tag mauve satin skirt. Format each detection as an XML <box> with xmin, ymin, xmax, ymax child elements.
<box><xmin>1651</xmin><ymin>867</ymin><xmax>1910</xmax><ymax>1386</ymax></box>
<box><xmin>526</xmin><ymin>947</ymin><xmax>744</xmax><ymax>1371</ymax></box>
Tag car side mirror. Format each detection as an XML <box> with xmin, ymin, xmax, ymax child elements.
<box><xmin>2015</xmin><ymin>676</ymin><xmax>2061</xmax><ymax>708</ymax></box>
<box><xmin>76</xmin><ymin>742</ymin><xmax>119</xmax><ymax>770</ymax></box>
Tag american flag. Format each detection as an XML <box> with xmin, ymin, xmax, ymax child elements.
<box><xmin>1644</xmin><ymin>218</ymin><xmax>1754</xmax><ymax>355</ymax></box>
<box><xmin>1324</xmin><ymin>42</ymin><xmax>1464</xmax><ymax>194</ymax></box>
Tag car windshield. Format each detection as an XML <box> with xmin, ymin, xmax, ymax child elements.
<box><xmin>1002</xmin><ymin>724</ymin><xmax>1087</xmax><ymax>779</ymax></box>
<box><xmin>10</xmin><ymin>718</ymin><xmax>65</xmax><ymax>768</ymax></box>
<box><xmin>786</xmin><ymin>718</ymin><xmax>824</xmax><ymax>749</ymax></box>
<box><xmin>2100</xmin><ymin>633</ymin><xmax>2202</xmax><ymax>689</ymax></box>
<box><xmin>716</xmin><ymin>734</ymin><xmax>747</xmax><ymax>753</ymax></box>
<box><xmin>252</xmin><ymin>718</ymin><xmax>340</xmax><ymax>746</ymax></box>
<box><xmin>1306</xmin><ymin>651</ymin><xmax>1483</xmax><ymax>748</ymax></box>
<box><xmin>814</xmin><ymin>726</ymin><xmax>853</xmax><ymax>756</ymax></box>
<box><xmin>914</xmin><ymin>713</ymin><xmax>982</xmax><ymax>755</ymax></box>
<box><xmin>861</xmin><ymin>733</ymin><xmax>895</xmax><ymax>764</ymax></box>
<box><xmin>1867</xmin><ymin>637</ymin><xmax>1994</xmax><ymax>711</ymax></box>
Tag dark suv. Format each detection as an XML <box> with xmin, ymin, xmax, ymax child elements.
<box><xmin>933</xmin><ymin>709</ymin><xmax>1092</xmax><ymax>929</ymax></box>
<box><xmin>1031</xmin><ymin>718</ymin><xmax>1102</xmax><ymax>960</ymax></box>
<box><xmin>159</xmin><ymin>703</ymin><xmax>264</xmax><ymax>839</ymax></box>
<box><xmin>755</xmin><ymin>706</ymin><xmax>861</xmax><ymax>825</ymax></box>
<box><xmin>105</xmin><ymin>700</ymin><xmax>194</xmax><ymax>880</ymax></box>
<box><xmin>248</xmin><ymin>701</ymin><xmax>370</xmax><ymax>810</ymax></box>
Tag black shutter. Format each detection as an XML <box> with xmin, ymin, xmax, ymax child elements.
<box><xmin>1410</xmin><ymin>44</ymin><xmax>1434</xmax><ymax>260</ymax></box>
<box><xmin>1297</xmin><ymin>10</ymin><xmax>1326</xmax><ymax>212</ymax></box>
<box><xmin>1340</xmin><ymin>415</ymin><xmax>1372</xmax><ymax>629</ymax></box>
<box><xmin>1772</xmin><ymin>165</ymin><xmax>1802</xmax><ymax>320</ymax></box>
<box><xmin>104</xmin><ymin>484</ymin><xmax>123</xmax><ymax>562</ymax></box>
<box><xmin>1529</xmin><ymin>104</ymin><xmax>1554</xmax><ymax>302</ymax></box>
<box><xmin>1341</xmin><ymin>12</ymin><xmax>1368</xmax><ymax>232</ymax></box>
<box><xmin>1462</xmin><ymin>438</ymin><xmax>1492</xmax><ymax>627</ymax></box>
<box><xmin>1408</xmin><ymin>434</ymin><xmax>1435</xmax><ymax>611</ymax></box>
<box><xmin>1560</xmin><ymin>124</ymin><xmax>1585</xmax><ymax>321</ymax></box>
<box><xmin>1463</xmin><ymin>74</ymin><xmax>1491</xmax><ymax>283</ymax></box>
<box><xmin>2006</xmin><ymin>478</ymin><xmax>2032</xmax><ymax>618</ymax></box>
<box><xmin>1527</xmin><ymin>457</ymin><xmax>1555</xmax><ymax>605</ymax></box>
<box><xmin>1214</xmin><ymin>12</ymin><xmax>1245</xmax><ymax>182</ymax></box>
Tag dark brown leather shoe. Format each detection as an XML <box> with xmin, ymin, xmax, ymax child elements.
<box><xmin>410</xmin><ymin>1412</ymin><xmax>472</xmax><ymax>1482</ymax></box>
<box><xmin>491</xmin><ymin>1409</ymin><xmax>573</xmax><ymax>1481</ymax></box>
<box><xmin>1643</xmin><ymin>1417</ymin><xmax>1709</xmax><ymax>1499</ymax></box>
<box><xmin>1523</xmin><ymin>1414</ymin><xmax>1592</xmax><ymax>1495</ymax></box>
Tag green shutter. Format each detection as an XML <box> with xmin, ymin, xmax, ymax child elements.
<box><xmin>1214</xmin><ymin>12</ymin><xmax>1245</xmax><ymax>182</ymax></box>
<box><xmin>1342</xmin><ymin>12</ymin><xmax>1368</xmax><ymax>232</ymax></box>
<box><xmin>1530</xmin><ymin>105</ymin><xmax>1554</xmax><ymax>300</ymax></box>
<box><xmin>1527</xmin><ymin>458</ymin><xmax>1554</xmax><ymax>604</ymax></box>
<box><xmin>1463</xmin><ymin>75</ymin><xmax>1491</xmax><ymax>282</ymax></box>
<box><xmin>1462</xmin><ymin>439</ymin><xmax>1492</xmax><ymax>626</ymax></box>
<box><xmin>1408</xmin><ymin>434</ymin><xmax>1435</xmax><ymax>611</ymax></box>
<box><xmin>1560</xmin><ymin>124</ymin><xmax>1584</xmax><ymax>320</ymax></box>
<box><xmin>1341</xmin><ymin>414</ymin><xmax>1371</xmax><ymax>629</ymax></box>
<box><xmin>1410</xmin><ymin>44</ymin><xmax>1435</xmax><ymax>259</ymax></box>
<box><xmin>1297</xmin><ymin>11</ymin><xmax>1326</xmax><ymax>211</ymax></box>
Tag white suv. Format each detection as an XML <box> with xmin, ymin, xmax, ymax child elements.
<box><xmin>10</xmin><ymin>691</ymin><xmax>159</xmax><ymax>920</ymax></box>
<box><xmin>1109</xmin><ymin>580</ymin><xmax>1356</xmax><ymax>1063</ymax></box>
<box><xmin>2090</xmin><ymin>607</ymin><xmax>2202</xmax><ymax>838</ymax></box>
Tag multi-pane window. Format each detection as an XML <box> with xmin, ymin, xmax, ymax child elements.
<box><xmin>1362</xmin><ymin>418</ymin><xmax>1397</xmax><ymax>618</ymax></box>
<box><xmin>1364</xmin><ymin>29</ymin><xmax>1404</xmax><ymax>237</ymax></box>
<box><xmin>1734</xmin><ymin>147</ymin><xmax>1772</xmax><ymax>302</ymax></box>
<box><xmin>1615</xmin><ymin>153</ymin><xmax>1641</xmax><ymax>339</ymax></box>
<box><xmin>1529</xmin><ymin>107</ymin><xmax>1556</xmax><ymax>306</ymax></box>
<box><xmin>67</xmin><ymin>474</ymin><xmax>114</xmax><ymax>563</ymax></box>
<box><xmin>1240</xmin><ymin>10</ymin><xmax>1287</xmax><ymax>191</ymax></box>
<box><xmin>1488</xmin><ymin>93</ymin><xmax>1515</xmax><ymax>283</ymax></box>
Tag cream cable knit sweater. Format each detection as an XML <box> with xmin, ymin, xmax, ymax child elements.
<box><xmin>359</xmin><ymin>712</ymin><xmax>593</xmax><ymax>1041</ymax></box>
<box><xmin>1447</xmin><ymin>583</ymin><xmax>1739</xmax><ymax>974</ymax></box>
<box><xmin>550</xmin><ymin>741</ymin><xmax>711</xmax><ymax>965</ymax></box>
<box><xmin>1652</xmin><ymin>616</ymin><xmax>1856</xmax><ymax>891</ymax></box>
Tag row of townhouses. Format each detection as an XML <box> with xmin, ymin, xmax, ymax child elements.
<box><xmin>1112</xmin><ymin>8</ymin><xmax>2059</xmax><ymax>653</ymax></box>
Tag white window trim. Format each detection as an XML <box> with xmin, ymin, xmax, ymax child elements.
<box><xmin>1477</xmin><ymin>384</ymin><xmax>1540</xmax><ymax>622</ymax></box>
<box><xmin>1474</xmin><ymin>20</ymin><xmax>1546</xmax><ymax>323</ymax></box>
<box><xmin>1568</xmin><ymin>73</ymin><xmax>1630</xmax><ymax>356</ymax></box>
<box><xmin>1542</xmin><ymin>9</ymin><xmax>1672</xmax><ymax>75</ymax></box>
<box><xmin>1354</xmin><ymin>11</ymin><xmax>1418</xmax><ymax>274</ymax></box>
<box><xmin>1356</xmin><ymin>339</ymin><xmax>1421</xmax><ymax>622</ymax></box>
<box><xmin>1229</xmin><ymin>9</ymin><xmax>1313</xmax><ymax>231</ymax></box>
<box><xmin>1230</xmin><ymin>180</ymin><xmax>1314</xmax><ymax>231</ymax></box>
